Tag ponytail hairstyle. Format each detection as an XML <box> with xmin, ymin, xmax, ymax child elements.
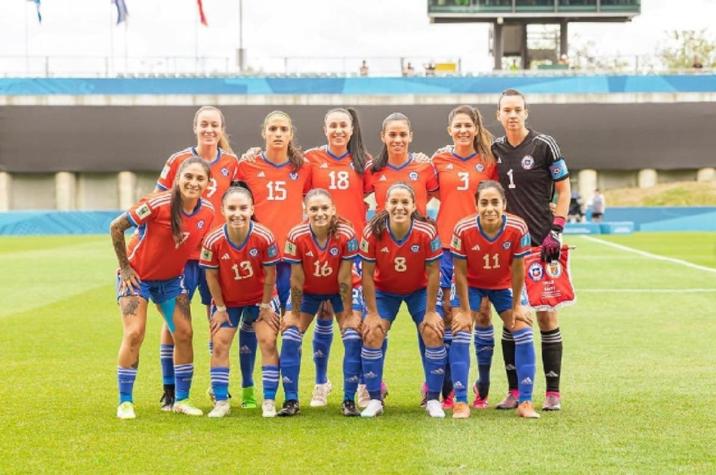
<box><xmin>170</xmin><ymin>156</ymin><xmax>211</xmax><ymax>245</ymax></box>
<box><xmin>324</xmin><ymin>107</ymin><xmax>368</xmax><ymax>174</ymax></box>
<box><xmin>193</xmin><ymin>105</ymin><xmax>233</xmax><ymax>153</ymax></box>
<box><xmin>262</xmin><ymin>110</ymin><xmax>304</xmax><ymax>173</ymax></box>
<box><xmin>475</xmin><ymin>179</ymin><xmax>506</xmax><ymax>204</ymax></box>
<box><xmin>368</xmin><ymin>182</ymin><xmax>434</xmax><ymax>238</ymax></box>
<box><xmin>304</xmin><ymin>188</ymin><xmax>352</xmax><ymax>238</ymax></box>
<box><xmin>447</xmin><ymin>105</ymin><xmax>495</xmax><ymax>164</ymax></box>
<box><xmin>222</xmin><ymin>181</ymin><xmax>257</xmax><ymax>222</ymax></box>
<box><xmin>371</xmin><ymin>112</ymin><xmax>412</xmax><ymax>173</ymax></box>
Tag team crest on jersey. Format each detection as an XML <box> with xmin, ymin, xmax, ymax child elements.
<box><xmin>502</xmin><ymin>241</ymin><xmax>512</xmax><ymax>250</ymax></box>
<box><xmin>475</xmin><ymin>163</ymin><xmax>485</xmax><ymax>173</ymax></box>
<box><xmin>546</xmin><ymin>261</ymin><xmax>562</xmax><ymax>278</ymax></box>
<box><xmin>201</xmin><ymin>248</ymin><xmax>213</xmax><ymax>262</ymax></box>
<box><xmin>221</xmin><ymin>167</ymin><xmax>229</xmax><ymax>177</ymax></box>
<box><xmin>521</xmin><ymin>155</ymin><xmax>535</xmax><ymax>170</ymax></box>
<box><xmin>285</xmin><ymin>241</ymin><xmax>297</xmax><ymax>256</ymax></box>
<box><xmin>136</xmin><ymin>203</ymin><xmax>152</xmax><ymax>219</ymax></box>
<box><xmin>197</xmin><ymin>220</ymin><xmax>205</xmax><ymax>229</ymax></box>
<box><xmin>249</xmin><ymin>248</ymin><xmax>258</xmax><ymax>257</ymax></box>
<box><xmin>289</xmin><ymin>172</ymin><xmax>299</xmax><ymax>181</ymax></box>
<box><xmin>329</xmin><ymin>247</ymin><xmax>339</xmax><ymax>256</ymax></box>
<box><xmin>451</xmin><ymin>235</ymin><xmax>461</xmax><ymax>251</ymax></box>
<box><xmin>527</xmin><ymin>262</ymin><xmax>543</xmax><ymax>281</ymax></box>
<box><xmin>410</xmin><ymin>244</ymin><xmax>420</xmax><ymax>253</ymax></box>
<box><xmin>408</xmin><ymin>171</ymin><xmax>419</xmax><ymax>181</ymax></box>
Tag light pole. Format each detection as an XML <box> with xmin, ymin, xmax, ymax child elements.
<box><xmin>237</xmin><ymin>0</ymin><xmax>246</xmax><ymax>73</ymax></box>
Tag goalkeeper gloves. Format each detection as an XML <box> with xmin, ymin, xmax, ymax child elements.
<box><xmin>541</xmin><ymin>216</ymin><xmax>565</xmax><ymax>262</ymax></box>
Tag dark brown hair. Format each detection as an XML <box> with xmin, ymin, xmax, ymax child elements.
<box><xmin>497</xmin><ymin>88</ymin><xmax>528</xmax><ymax>110</ymax></box>
<box><xmin>368</xmin><ymin>182</ymin><xmax>434</xmax><ymax>238</ymax></box>
<box><xmin>324</xmin><ymin>107</ymin><xmax>368</xmax><ymax>174</ymax></box>
<box><xmin>262</xmin><ymin>110</ymin><xmax>304</xmax><ymax>173</ymax></box>
<box><xmin>371</xmin><ymin>112</ymin><xmax>412</xmax><ymax>173</ymax></box>
<box><xmin>475</xmin><ymin>179</ymin><xmax>506</xmax><ymax>203</ymax></box>
<box><xmin>170</xmin><ymin>156</ymin><xmax>211</xmax><ymax>244</ymax></box>
<box><xmin>304</xmin><ymin>188</ymin><xmax>352</xmax><ymax>237</ymax></box>
<box><xmin>447</xmin><ymin>104</ymin><xmax>495</xmax><ymax>164</ymax></box>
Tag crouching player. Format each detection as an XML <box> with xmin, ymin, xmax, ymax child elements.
<box><xmin>279</xmin><ymin>189</ymin><xmax>361</xmax><ymax>417</ymax></box>
<box><xmin>450</xmin><ymin>180</ymin><xmax>539</xmax><ymax>419</ymax></box>
<box><xmin>111</xmin><ymin>157</ymin><xmax>214</xmax><ymax>419</ymax></box>
<box><xmin>199</xmin><ymin>185</ymin><xmax>281</xmax><ymax>418</ymax></box>
<box><xmin>359</xmin><ymin>183</ymin><xmax>445</xmax><ymax>418</ymax></box>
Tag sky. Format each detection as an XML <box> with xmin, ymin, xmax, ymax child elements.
<box><xmin>0</xmin><ymin>0</ymin><xmax>714</xmax><ymax>76</ymax></box>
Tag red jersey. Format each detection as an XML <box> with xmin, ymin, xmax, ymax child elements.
<box><xmin>236</xmin><ymin>154</ymin><xmax>312</xmax><ymax>257</ymax></box>
<box><xmin>305</xmin><ymin>146</ymin><xmax>370</xmax><ymax>232</ymax></box>
<box><xmin>199</xmin><ymin>222</ymin><xmax>280</xmax><ymax>307</ymax></box>
<box><xmin>450</xmin><ymin>213</ymin><xmax>531</xmax><ymax>290</ymax></box>
<box><xmin>432</xmin><ymin>149</ymin><xmax>498</xmax><ymax>248</ymax></box>
<box><xmin>126</xmin><ymin>191</ymin><xmax>214</xmax><ymax>281</ymax></box>
<box><xmin>365</xmin><ymin>154</ymin><xmax>439</xmax><ymax>216</ymax></box>
<box><xmin>359</xmin><ymin>219</ymin><xmax>441</xmax><ymax>295</ymax></box>
<box><xmin>284</xmin><ymin>222</ymin><xmax>358</xmax><ymax>295</ymax></box>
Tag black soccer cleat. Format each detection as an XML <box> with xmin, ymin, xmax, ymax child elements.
<box><xmin>341</xmin><ymin>400</ymin><xmax>360</xmax><ymax>417</ymax></box>
<box><xmin>277</xmin><ymin>400</ymin><xmax>300</xmax><ymax>417</ymax></box>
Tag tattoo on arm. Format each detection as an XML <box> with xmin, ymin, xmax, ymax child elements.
<box><xmin>175</xmin><ymin>295</ymin><xmax>191</xmax><ymax>322</ymax></box>
<box><xmin>339</xmin><ymin>282</ymin><xmax>351</xmax><ymax>301</ymax></box>
<box><xmin>290</xmin><ymin>287</ymin><xmax>303</xmax><ymax>314</ymax></box>
<box><xmin>110</xmin><ymin>216</ymin><xmax>132</xmax><ymax>269</ymax></box>
<box><xmin>120</xmin><ymin>297</ymin><xmax>140</xmax><ymax>317</ymax></box>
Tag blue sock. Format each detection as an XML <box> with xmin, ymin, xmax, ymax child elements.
<box><xmin>513</xmin><ymin>328</ymin><xmax>536</xmax><ymax>402</ymax></box>
<box><xmin>117</xmin><ymin>367</ymin><xmax>137</xmax><ymax>404</ymax></box>
<box><xmin>361</xmin><ymin>346</ymin><xmax>384</xmax><ymax>400</ymax></box>
<box><xmin>174</xmin><ymin>363</ymin><xmax>194</xmax><ymax>401</ymax></box>
<box><xmin>262</xmin><ymin>365</ymin><xmax>279</xmax><ymax>400</ymax></box>
<box><xmin>425</xmin><ymin>345</ymin><xmax>448</xmax><ymax>401</ymax></box>
<box><xmin>239</xmin><ymin>322</ymin><xmax>257</xmax><ymax>388</ymax></box>
<box><xmin>417</xmin><ymin>331</ymin><xmax>428</xmax><ymax>382</ymax></box>
<box><xmin>210</xmin><ymin>367</ymin><xmax>230</xmax><ymax>401</ymax></box>
<box><xmin>313</xmin><ymin>318</ymin><xmax>333</xmax><ymax>385</ymax></box>
<box><xmin>160</xmin><ymin>344</ymin><xmax>174</xmax><ymax>386</ymax></box>
<box><xmin>341</xmin><ymin>328</ymin><xmax>362</xmax><ymax>401</ymax></box>
<box><xmin>449</xmin><ymin>331</ymin><xmax>471</xmax><ymax>403</ymax></box>
<box><xmin>442</xmin><ymin>328</ymin><xmax>453</xmax><ymax>397</ymax></box>
<box><xmin>280</xmin><ymin>326</ymin><xmax>303</xmax><ymax>401</ymax></box>
<box><xmin>474</xmin><ymin>325</ymin><xmax>494</xmax><ymax>399</ymax></box>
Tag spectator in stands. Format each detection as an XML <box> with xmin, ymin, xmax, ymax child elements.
<box><xmin>589</xmin><ymin>189</ymin><xmax>606</xmax><ymax>222</ymax></box>
<box><xmin>402</xmin><ymin>62</ymin><xmax>416</xmax><ymax>77</ymax></box>
<box><xmin>360</xmin><ymin>60</ymin><xmax>369</xmax><ymax>77</ymax></box>
<box><xmin>425</xmin><ymin>61</ymin><xmax>436</xmax><ymax>77</ymax></box>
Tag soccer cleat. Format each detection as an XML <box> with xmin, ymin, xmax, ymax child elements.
<box><xmin>160</xmin><ymin>388</ymin><xmax>175</xmax><ymax>412</ymax></box>
<box><xmin>542</xmin><ymin>392</ymin><xmax>561</xmax><ymax>411</ymax></box>
<box><xmin>517</xmin><ymin>401</ymin><xmax>540</xmax><ymax>419</ymax></box>
<box><xmin>277</xmin><ymin>400</ymin><xmax>300</xmax><ymax>417</ymax></box>
<box><xmin>117</xmin><ymin>401</ymin><xmax>136</xmax><ymax>420</ymax></box>
<box><xmin>341</xmin><ymin>400</ymin><xmax>360</xmax><ymax>417</ymax></box>
<box><xmin>208</xmin><ymin>400</ymin><xmax>231</xmax><ymax>418</ymax></box>
<box><xmin>262</xmin><ymin>399</ymin><xmax>277</xmax><ymax>418</ymax></box>
<box><xmin>360</xmin><ymin>399</ymin><xmax>384</xmax><ymax>418</ymax></box>
<box><xmin>442</xmin><ymin>390</ymin><xmax>455</xmax><ymax>410</ymax></box>
<box><xmin>309</xmin><ymin>381</ymin><xmax>333</xmax><ymax>407</ymax></box>
<box><xmin>452</xmin><ymin>402</ymin><xmax>470</xmax><ymax>419</ymax></box>
<box><xmin>495</xmin><ymin>390</ymin><xmax>519</xmax><ymax>410</ymax></box>
<box><xmin>419</xmin><ymin>382</ymin><xmax>428</xmax><ymax>408</ymax></box>
<box><xmin>472</xmin><ymin>384</ymin><xmax>489</xmax><ymax>409</ymax></box>
<box><xmin>356</xmin><ymin>384</ymin><xmax>370</xmax><ymax>409</ymax></box>
<box><xmin>240</xmin><ymin>386</ymin><xmax>257</xmax><ymax>409</ymax></box>
<box><xmin>425</xmin><ymin>399</ymin><xmax>446</xmax><ymax>418</ymax></box>
<box><xmin>173</xmin><ymin>399</ymin><xmax>204</xmax><ymax>416</ymax></box>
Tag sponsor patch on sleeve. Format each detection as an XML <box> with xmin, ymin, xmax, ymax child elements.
<box><xmin>347</xmin><ymin>238</ymin><xmax>359</xmax><ymax>253</ymax></box>
<box><xmin>284</xmin><ymin>241</ymin><xmax>297</xmax><ymax>256</ymax></box>
<box><xmin>267</xmin><ymin>244</ymin><xmax>278</xmax><ymax>258</ymax></box>
<box><xmin>201</xmin><ymin>247</ymin><xmax>213</xmax><ymax>262</ymax></box>
<box><xmin>451</xmin><ymin>234</ymin><xmax>462</xmax><ymax>252</ymax></box>
<box><xmin>360</xmin><ymin>238</ymin><xmax>370</xmax><ymax>253</ymax></box>
<box><xmin>136</xmin><ymin>203</ymin><xmax>152</xmax><ymax>219</ymax></box>
<box><xmin>520</xmin><ymin>233</ymin><xmax>531</xmax><ymax>248</ymax></box>
<box><xmin>550</xmin><ymin>158</ymin><xmax>569</xmax><ymax>180</ymax></box>
<box><xmin>430</xmin><ymin>237</ymin><xmax>441</xmax><ymax>252</ymax></box>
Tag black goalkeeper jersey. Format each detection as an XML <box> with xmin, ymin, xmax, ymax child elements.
<box><xmin>491</xmin><ymin>129</ymin><xmax>570</xmax><ymax>244</ymax></box>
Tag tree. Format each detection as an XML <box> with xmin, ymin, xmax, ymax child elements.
<box><xmin>658</xmin><ymin>29</ymin><xmax>716</xmax><ymax>69</ymax></box>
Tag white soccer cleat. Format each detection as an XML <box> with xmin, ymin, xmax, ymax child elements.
<box><xmin>309</xmin><ymin>381</ymin><xmax>333</xmax><ymax>407</ymax></box>
<box><xmin>425</xmin><ymin>399</ymin><xmax>446</xmax><ymax>418</ymax></box>
<box><xmin>360</xmin><ymin>399</ymin><xmax>384</xmax><ymax>418</ymax></box>
<box><xmin>262</xmin><ymin>399</ymin><xmax>277</xmax><ymax>418</ymax></box>
<box><xmin>173</xmin><ymin>399</ymin><xmax>204</xmax><ymax>416</ymax></box>
<box><xmin>356</xmin><ymin>384</ymin><xmax>370</xmax><ymax>409</ymax></box>
<box><xmin>208</xmin><ymin>400</ymin><xmax>231</xmax><ymax>418</ymax></box>
<box><xmin>116</xmin><ymin>401</ymin><xmax>136</xmax><ymax>420</ymax></box>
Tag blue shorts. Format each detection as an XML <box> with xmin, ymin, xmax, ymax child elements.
<box><xmin>276</xmin><ymin>261</ymin><xmax>292</xmax><ymax>312</ymax></box>
<box><xmin>439</xmin><ymin>249</ymin><xmax>453</xmax><ymax>289</ymax></box>
<box><xmin>375</xmin><ymin>288</ymin><xmax>435</xmax><ymax>325</ymax></box>
<box><xmin>466</xmin><ymin>287</ymin><xmax>528</xmax><ymax>315</ymax></box>
<box><xmin>181</xmin><ymin>260</ymin><xmax>211</xmax><ymax>305</ymax></box>
<box><xmin>211</xmin><ymin>297</ymin><xmax>281</xmax><ymax>329</ymax></box>
<box><xmin>285</xmin><ymin>292</ymin><xmax>345</xmax><ymax>315</ymax></box>
<box><xmin>115</xmin><ymin>274</ymin><xmax>185</xmax><ymax>303</ymax></box>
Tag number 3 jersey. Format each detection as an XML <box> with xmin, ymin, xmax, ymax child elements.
<box><xmin>451</xmin><ymin>213</ymin><xmax>531</xmax><ymax>290</ymax></box>
<box><xmin>283</xmin><ymin>222</ymin><xmax>358</xmax><ymax>295</ymax></box>
<box><xmin>491</xmin><ymin>129</ymin><xmax>569</xmax><ymax>243</ymax></box>
<box><xmin>199</xmin><ymin>222</ymin><xmax>280</xmax><ymax>307</ymax></box>
<box><xmin>359</xmin><ymin>219</ymin><xmax>442</xmax><ymax>295</ymax></box>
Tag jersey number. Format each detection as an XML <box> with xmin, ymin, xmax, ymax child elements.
<box><xmin>394</xmin><ymin>257</ymin><xmax>407</xmax><ymax>272</ymax></box>
<box><xmin>313</xmin><ymin>261</ymin><xmax>333</xmax><ymax>277</ymax></box>
<box><xmin>267</xmin><ymin>181</ymin><xmax>287</xmax><ymax>200</ymax></box>
<box><xmin>457</xmin><ymin>172</ymin><xmax>469</xmax><ymax>191</ymax></box>
<box><xmin>206</xmin><ymin>178</ymin><xmax>218</xmax><ymax>198</ymax></box>
<box><xmin>482</xmin><ymin>253</ymin><xmax>501</xmax><ymax>270</ymax></box>
<box><xmin>506</xmin><ymin>169</ymin><xmax>516</xmax><ymax>189</ymax></box>
<box><xmin>231</xmin><ymin>261</ymin><xmax>254</xmax><ymax>280</ymax></box>
<box><xmin>328</xmin><ymin>171</ymin><xmax>350</xmax><ymax>190</ymax></box>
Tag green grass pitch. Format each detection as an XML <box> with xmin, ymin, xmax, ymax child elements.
<box><xmin>1</xmin><ymin>232</ymin><xmax>715</xmax><ymax>473</ymax></box>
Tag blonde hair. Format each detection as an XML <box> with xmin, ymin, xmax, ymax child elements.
<box><xmin>193</xmin><ymin>105</ymin><xmax>233</xmax><ymax>153</ymax></box>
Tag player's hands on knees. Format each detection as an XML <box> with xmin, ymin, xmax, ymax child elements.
<box><xmin>361</xmin><ymin>312</ymin><xmax>383</xmax><ymax>341</ymax></box>
<box><xmin>339</xmin><ymin>311</ymin><xmax>362</xmax><ymax>333</ymax></box>
<box><xmin>259</xmin><ymin>307</ymin><xmax>281</xmax><ymax>333</ymax></box>
<box><xmin>280</xmin><ymin>311</ymin><xmax>300</xmax><ymax>333</ymax></box>
<box><xmin>420</xmin><ymin>310</ymin><xmax>444</xmax><ymax>341</ymax></box>
<box><xmin>512</xmin><ymin>305</ymin><xmax>533</xmax><ymax>328</ymax></box>
<box><xmin>210</xmin><ymin>309</ymin><xmax>231</xmax><ymax>336</ymax></box>
<box><xmin>451</xmin><ymin>310</ymin><xmax>472</xmax><ymax>334</ymax></box>
<box><xmin>119</xmin><ymin>266</ymin><xmax>141</xmax><ymax>293</ymax></box>
<box><xmin>239</xmin><ymin>147</ymin><xmax>261</xmax><ymax>163</ymax></box>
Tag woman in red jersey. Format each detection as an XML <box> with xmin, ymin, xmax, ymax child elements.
<box><xmin>111</xmin><ymin>157</ymin><xmax>214</xmax><ymax>420</ymax></box>
<box><xmin>358</xmin><ymin>183</ymin><xmax>445</xmax><ymax>418</ymax></box>
<box><xmin>200</xmin><ymin>185</ymin><xmax>283</xmax><ymax>418</ymax></box>
<box><xmin>277</xmin><ymin>189</ymin><xmax>361</xmax><ymax>417</ymax></box>
<box><xmin>450</xmin><ymin>180</ymin><xmax>539</xmax><ymax>419</ymax></box>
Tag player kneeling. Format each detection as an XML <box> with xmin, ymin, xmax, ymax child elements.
<box><xmin>200</xmin><ymin>185</ymin><xmax>282</xmax><ymax>418</ymax></box>
<box><xmin>450</xmin><ymin>180</ymin><xmax>539</xmax><ymax>419</ymax></box>
<box><xmin>359</xmin><ymin>183</ymin><xmax>445</xmax><ymax>418</ymax></box>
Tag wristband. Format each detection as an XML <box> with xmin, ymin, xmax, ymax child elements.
<box><xmin>215</xmin><ymin>305</ymin><xmax>227</xmax><ymax>312</ymax></box>
<box><xmin>259</xmin><ymin>303</ymin><xmax>271</xmax><ymax>310</ymax></box>
<box><xmin>551</xmin><ymin>216</ymin><xmax>566</xmax><ymax>233</ymax></box>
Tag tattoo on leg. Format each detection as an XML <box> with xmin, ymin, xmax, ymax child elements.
<box><xmin>339</xmin><ymin>283</ymin><xmax>351</xmax><ymax>302</ymax></box>
<box><xmin>176</xmin><ymin>295</ymin><xmax>191</xmax><ymax>321</ymax></box>
<box><xmin>120</xmin><ymin>297</ymin><xmax>140</xmax><ymax>317</ymax></box>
